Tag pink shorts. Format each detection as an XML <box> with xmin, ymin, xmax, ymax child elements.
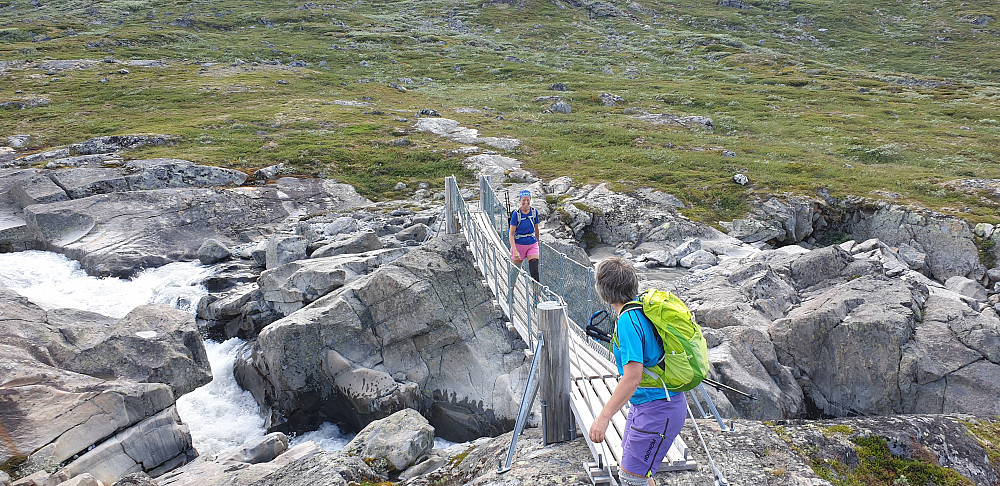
<box><xmin>512</xmin><ymin>242</ymin><xmax>540</xmax><ymax>261</ymax></box>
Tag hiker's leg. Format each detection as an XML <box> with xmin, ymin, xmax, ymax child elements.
<box><xmin>618</xmin><ymin>470</ymin><xmax>648</xmax><ymax>486</ymax></box>
<box><xmin>524</xmin><ymin>242</ymin><xmax>540</xmax><ymax>282</ymax></box>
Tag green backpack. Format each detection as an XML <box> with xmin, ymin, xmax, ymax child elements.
<box><xmin>613</xmin><ymin>289</ymin><xmax>709</xmax><ymax>393</ymax></box>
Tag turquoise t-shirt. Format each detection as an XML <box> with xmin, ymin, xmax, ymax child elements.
<box><xmin>612</xmin><ymin>308</ymin><xmax>679</xmax><ymax>405</ymax></box>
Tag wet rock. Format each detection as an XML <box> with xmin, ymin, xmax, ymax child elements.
<box><xmin>0</xmin><ymin>290</ymin><xmax>198</xmax><ymax>483</ymax></box>
<box><xmin>22</xmin><ymin>188</ymin><xmax>288</xmax><ymax>277</ymax></box>
<box><xmin>395</xmin><ymin>223</ymin><xmax>429</xmax><ymax>242</ymax></box>
<box><xmin>215</xmin><ymin>432</ymin><xmax>289</xmax><ymax>465</ymax></box>
<box><xmin>198</xmin><ymin>238</ymin><xmax>232</xmax><ymax>265</ymax></box>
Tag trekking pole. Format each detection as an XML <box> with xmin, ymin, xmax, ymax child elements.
<box><xmin>701</xmin><ymin>378</ymin><xmax>757</xmax><ymax>400</ymax></box>
<box><xmin>685</xmin><ymin>399</ymin><xmax>729</xmax><ymax>486</ymax></box>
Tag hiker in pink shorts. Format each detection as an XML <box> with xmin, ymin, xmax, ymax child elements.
<box><xmin>508</xmin><ymin>189</ymin><xmax>540</xmax><ymax>283</ymax></box>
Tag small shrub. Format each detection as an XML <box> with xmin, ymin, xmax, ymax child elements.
<box><xmin>846</xmin><ymin>143</ymin><xmax>903</xmax><ymax>164</ymax></box>
<box><xmin>0</xmin><ymin>28</ymin><xmax>28</xmax><ymax>44</ymax></box>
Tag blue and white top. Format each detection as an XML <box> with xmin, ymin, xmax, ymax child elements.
<box><xmin>509</xmin><ymin>208</ymin><xmax>539</xmax><ymax>245</ymax></box>
<box><xmin>613</xmin><ymin>307</ymin><xmax>679</xmax><ymax>405</ymax></box>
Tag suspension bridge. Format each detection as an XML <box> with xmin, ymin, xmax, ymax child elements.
<box><xmin>443</xmin><ymin>176</ymin><xmax>732</xmax><ymax>485</ymax></box>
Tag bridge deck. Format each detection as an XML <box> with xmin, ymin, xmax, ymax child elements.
<box><xmin>462</xmin><ymin>208</ymin><xmax>697</xmax><ymax>475</ymax></box>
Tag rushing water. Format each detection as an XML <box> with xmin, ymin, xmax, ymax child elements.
<box><xmin>0</xmin><ymin>250</ymin><xmax>453</xmax><ymax>457</ymax></box>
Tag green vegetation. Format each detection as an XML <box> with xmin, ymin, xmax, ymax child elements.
<box><xmin>822</xmin><ymin>424</ymin><xmax>855</xmax><ymax>438</ymax></box>
<box><xmin>963</xmin><ymin>418</ymin><xmax>1000</xmax><ymax>470</ymax></box>
<box><xmin>1</xmin><ymin>0</ymin><xmax>998</xmax><ymax>220</ymax></box>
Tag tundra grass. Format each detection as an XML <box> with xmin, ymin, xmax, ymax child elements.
<box><xmin>1</xmin><ymin>0</ymin><xmax>998</xmax><ymax>221</ymax></box>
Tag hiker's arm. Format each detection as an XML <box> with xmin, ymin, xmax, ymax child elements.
<box><xmin>508</xmin><ymin>225</ymin><xmax>517</xmax><ymax>254</ymax></box>
<box><xmin>589</xmin><ymin>361</ymin><xmax>642</xmax><ymax>443</ymax></box>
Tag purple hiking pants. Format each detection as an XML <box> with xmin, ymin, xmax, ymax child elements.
<box><xmin>620</xmin><ymin>393</ymin><xmax>687</xmax><ymax>478</ymax></box>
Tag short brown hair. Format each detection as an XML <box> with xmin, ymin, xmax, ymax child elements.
<box><xmin>595</xmin><ymin>257</ymin><xmax>638</xmax><ymax>306</ymax></box>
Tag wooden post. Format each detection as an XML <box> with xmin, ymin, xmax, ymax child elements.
<box><xmin>445</xmin><ymin>176</ymin><xmax>458</xmax><ymax>234</ymax></box>
<box><xmin>538</xmin><ymin>300</ymin><xmax>573</xmax><ymax>444</ymax></box>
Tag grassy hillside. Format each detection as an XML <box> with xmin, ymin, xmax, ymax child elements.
<box><xmin>1</xmin><ymin>0</ymin><xmax>998</xmax><ymax>223</ymax></box>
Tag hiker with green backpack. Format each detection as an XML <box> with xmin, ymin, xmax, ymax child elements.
<box><xmin>588</xmin><ymin>256</ymin><xmax>709</xmax><ymax>486</ymax></box>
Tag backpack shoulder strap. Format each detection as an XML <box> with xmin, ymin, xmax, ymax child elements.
<box><xmin>621</xmin><ymin>301</ymin><xmax>643</xmax><ymax>314</ymax></box>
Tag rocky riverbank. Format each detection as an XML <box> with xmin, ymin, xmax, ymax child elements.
<box><xmin>2</xmin><ymin>133</ymin><xmax>999</xmax><ymax>486</ymax></box>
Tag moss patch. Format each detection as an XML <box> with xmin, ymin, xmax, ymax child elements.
<box><xmin>809</xmin><ymin>436</ymin><xmax>973</xmax><ymax>486</ymax></box>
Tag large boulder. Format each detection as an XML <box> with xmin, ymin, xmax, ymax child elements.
<box><xmin>0</xmin><ymin>290</ymin><xmax>199</xmax><ymax>483</ymax></box>
<box><xmin>46</xmin><ymin>159</ymin><xmax>248</xmax><ymax>200</ymax></box>
<box><xmin>257</xmin><ymin>248</ymin><xmax>407</xmax><ymax>316</ymax></box>
<box><xmin>729</xmin><ymin>196</ymin><xmax>822</xmax><ymax>245</ymax></box>
<box><xmin>235</xmin><ymin>234</ymin><xmax>530</xmax><ymax>441</ymax></box>
<box><xmin>310</xmin><ymin>230</ymin><xmax>383</xmax><ymax>258</ymax></box>
<box><xmin>157</xmin><ymin>440</ymin><xmax>332</xmax><ymax>486</ymax></box>
<box><xmin>8</xmin><ymin>171</ymin><xmax>68</xmax><ymax>208</ymax></box>
<box><xmin>265</xmin><ymin>235</ymin><xmax>308</xmax><ymax>269</ymax></box>
<box><xmin>123</xmin><ymin>159</ymin><xmax>247</xmax><ymax>189</ymax></box>
<box><xmin>344</xmin><ymin>408</ymin><xmax>434</xmax><ymax>472</ymax></box>
<box><xmin>197</xmin><ymin>238</ymin><xmax>232</xmax><ymax>265</ymax></box>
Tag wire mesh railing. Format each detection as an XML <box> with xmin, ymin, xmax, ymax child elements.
<box><xmin>476</xmin><ymin>176</ymin><xmax>613</xmax><ymax>337</ymax></box>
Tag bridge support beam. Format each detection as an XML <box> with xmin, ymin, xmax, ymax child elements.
<box><xmin>538</xmin><ymin>300</ymin><xmax>574</xmax><ymax>444</ymax></box>
<box><xmin>445</xmin><ymin>175</ymin><xmax>458</xmax><ymax>234</ymax></box>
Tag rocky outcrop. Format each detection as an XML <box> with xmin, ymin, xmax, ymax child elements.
<box><xmin>728</xmin><ymin>196</ymin><xmax>985</xmax><ymax>282</ymax></box>
<box><xmin>657</xmin><ymin>235</ymin><xmax>1000</xmax><ymax>420</ymax></box>
<box><xmin>22</xmin><ymin>188</ymin><xmax>287</xmax><ymax>277</ymax></box>
<box><xmin>257</xmin><ymin>247</ymin><xmax>407</xmax><ymax>316</ymax></box>
<box><xmin>543</xmin><ymin>182</ymin><xmax>722</xmax><ymax>248</ymax></box>
<box><xmin>414</xmin><ymin>118</ymin><xmax>521</xmax><ymax>151</ymax></box>
<box><xmin>2</xmin><ymin>159</ymin><xmax>370</xmax><ymax>277</ymax></box>
<box><xmin>235</xmin><ymin>234</ymin><xmax>531</xmax><ymax>441</ymax></box>
<box><xmin>0</xmin><ymin>289</ymin><xmax>204</xmax><ymax>484</ymax></box>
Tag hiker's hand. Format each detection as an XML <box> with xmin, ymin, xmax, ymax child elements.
<box><xmin>511</xmin><ymin>249</ymin><xmax>519</xmax><ymax>260</ymax></box>
<box><xmin>589</xmin><ymin>416</ymin><xmax>609</xmax><ymax>443</ymax></box>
